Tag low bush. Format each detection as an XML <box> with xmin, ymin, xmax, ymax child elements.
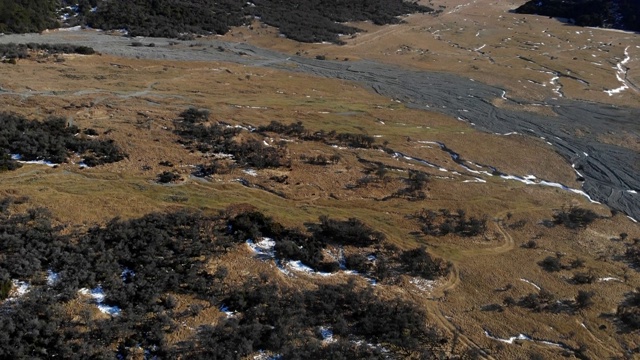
<box><xmin>552</xmin><ymin>206</ymin><xmax>599</xmax><ymax>229</ymax></box>
<box><xmin>0</xmin><ymin>113</ymin><xmax>126</xmax><ymax>169</ymax></box>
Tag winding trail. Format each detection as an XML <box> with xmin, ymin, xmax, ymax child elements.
<box><xmin>417</xmin><ymin>214</ymin><xmax>515</xmax><ymax>358</ymax></box>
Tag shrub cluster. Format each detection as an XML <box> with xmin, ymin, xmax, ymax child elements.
<box><xmin>81</xmin><ymin>0</ymin><xmax>431</xmax><ymax>44</ymax></box>
<box><xmin>0</xmin><ymin>112</ymin><xmax>127</xmax><ymax>170</ymax></box>
<box><xmin>230</xmin><ymin>212</ymin><xmax>385</xmax><ymax>271</ymax></box>
<box><xmin>551</xmin><ymin>206</ymin><xmax>599</xmax><ymax>229</ymax></box>
<box><xmin>616</xmin><ymin>288</ymin><xmax>640</xmax><ymax>332</ymax></box>
<box><xmin>400</xmin><ymin>246</ymin><xmax>451</xmax><ymax>280</ymax></box>
<box><xmin>156</xmin><ymin>171</ymin><xmax>181</xmax><ymax>183</ymax></box>
<box><xmin>0</xmin><ymin>199</ymin><xmax>450</xmax><ymax>358</ymax></box>
<box><xmin>625</xmin><ymin>240</ymin><xmax>640</xmax><ymax>270</ymax></box>
<box><xmin>174</xmin><ymin>116</ymin><xmax>289</xmax><ymax>170</ymax></box>
<box><xmin>0</xmin><ymin>202</ymin><xmax>231</xmax><ymax>358</ymax></box>
<box><xmin>389</xmin><ymin>169</ymin><xmax>430</xmax><ymax>200</ymax></box>
<box><xmin>259</xmin><ymin>120</ymin><xmax>376</xmax><ymax>149</ymax></box>
<box><xmin>230</xmin><ymin>211</ymin><xmax>451</xmax><ymax>281</ymax></box>
<box><xmin>0</xmin><ymin>0</ymin><xmax>60</xmax><ymax>34</ymax></box>
<box><xmin>504</xmin><ymin>289</ymin><xmax>595</xmax><ymax>314</ymax></box>
<box><xmin>0</xmin><ymin>43</ymin><xmax>95</xmax><ymax>60</ymax></box>
<box><xmin>414</xmin><ymin>208</ymin><xmax>487</xmax><ymax>237</ymax></box>
<box><xmin>191</xmin><ymin>278</ymin><xmax>445</xmax><ymax>358</ymax></box>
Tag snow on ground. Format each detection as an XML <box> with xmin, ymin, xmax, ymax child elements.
<box><xmin>605</xmin><ymin>46</ymin><xmax>631</xmax><ymax>96</ymax></box>
<box><xmin>11</xmin><ymin>154</ymin><xmax>58</xmax><ymax>167</ymax></box>
<box><xmin>47</xmin><ymin>270</ymin><xmax>60</xmax><ymax>286</ymax></box>
<box><xmin>242</xmin><ymin>169</ymin><xmax>258</xmax><ymax>177</ymax></box>
<box><xmin>319</xmin><ymin>326</ymin><xmax>336</xmax><ymax>343</ymax></box>
<box><xmin>409</xmin><ymin>277</ymin><xmax>436</xmax><ymax>292</ymax></box>
<box><xmin>9</xmin><ymin>280</ymin><xmax>30</xmax><ymax>299</ymax></box>
<box><xmin>484</xmin><ymin>331</ymin><xmax>531</xmax><ymax>344</ymax></box>
<box><xmin>78</xmin><ymin>286</ymin><xmax>121</xmax><ymax>316</ymax></box>
<box><xmin>352</xmin><ymin>340</ymin><xmax>390</xmax><ymax>353</ymax></box>
<box><xmin>463</xmin><ymin>178</ymin><xmax>487</xmax><ymax>183</ymax></box>
<box><xmin>286</xmin><ymin>261</ymin><xmax>333</xmax><ymax>276</ymax></box>
<box><xmin>484</xmin><ymin>330</ymin><xmax>570</xmax><ymax>350</ymax></box>
<box><xmin>121</xmin><ymin>268</ymin><xmax>135</xmax><ymax>282</ymax></box>
<box><xmin>598</xmin><ymin>277</ymin><xmax>621</xmax><ymax>282</ymax></box>
<box><xmin>219</xmin><ymin>304</ymin><xmax>236</xmax><ymax>318</ymax></box>
<box><xmin>246</xmin><ymin>238</ymin><xmax>276</xmax><ymax>258</ymax></box>
<box><xmin>253</xmin><ymin>351</ymin><xmax>282</xmax><ymax>360</ymax></box>
<box><xmin>248</xmin><ymin>239</ymin><xmax>378</xmax><ymax>283</ymax></box>
<box><xmin>520</xmin><ymin>278</ymin><xmax>541</xmax><ymax>290</ymax></box>
<box><xmin>57</xmin><ymin>25</ymin><xmax>83</xmax><ymax>32</ymax></box>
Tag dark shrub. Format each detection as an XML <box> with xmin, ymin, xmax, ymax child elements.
<box><xmin>157</xmin><ymin>171</ymin><xmax>181</xmax><ymax>183</ymax></box>
<box><xmin>552</xmin><ymin>206</ymin><xmax>599</xmax><ymax>229</ymax></box>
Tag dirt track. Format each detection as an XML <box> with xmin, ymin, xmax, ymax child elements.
<box><xmin>1</xmin><ymin>30</ymin><xmax>638</xmax><ymax>219</ymax></box>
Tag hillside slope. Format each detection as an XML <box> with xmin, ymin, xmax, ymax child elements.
<box><xmin>1</xmin><ymin>0</ymin><xmax>432</xmax><ymax>43</ymax></box>
<box><xmin>515</xmin><ymin>0</ymin><xmax>640</xmax><ymax>31</ymax></box>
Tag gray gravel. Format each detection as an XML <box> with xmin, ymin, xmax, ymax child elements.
<box><xmin>1</xmin><ymin>30</ymin><xmax>638</xmax><ymax>219</ymax></box>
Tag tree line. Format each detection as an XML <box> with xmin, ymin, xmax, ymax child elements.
<box><xmin>0</xmin><ymin>43</ymin><xmax>95</xmax><ymax>60</ymax></box>
<box><xmin>2</xmin><ymin>0</ymin><xmax>432</xmax><ymax>44</ymax></box>
<box><xmin>515</xmin><ymin>0</ymin><xmax>640</xmax><ymax>31</ymax></box>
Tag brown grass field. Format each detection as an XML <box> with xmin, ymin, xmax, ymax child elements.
<box><xmin>1</xmin><ymin>0</ymin><xmax>639</xmax><ymax>358</ymax></box>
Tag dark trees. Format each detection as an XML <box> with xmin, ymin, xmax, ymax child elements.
<box><xmin>80</xmin><ymin>0</ymin><xmax>432</xmax><ymax>44</ymax></box>
<box><xmin>314</xmin><ymin>215</ymin><xmax>386</xmax><ymax>247</ymax></box>
<box><xmin>415</xmin><ymin>208</ymin><xmax>487</xmax><ymax>237</ymax></box>
<box><xmin>515</xmin><ymin>0</ymin><xmax>640</xmax><ymax>32</ymax></box>
<box><xmin>174</xmin><ymin>116</ymin><xmax>290</xmax><ymax>170</ymax></box>
<box><xmin>400</xmin><ymin>247</ymin><xmax>451</xmax><ymax>280</ymax></box>
<box><xmin>616</xmin><ymin>288</ymin><xmax>640</xmax><ymax>331</ymax></box>
<box><xmin>156</xmin><ymin>171</ymin><xmax>181</xmax><ymax>183</ymax></box>
<box><xmin>552</xmin><ymin>206</ymin><xmax>599</xmax><ymax>229</ymax></box>
<box><xmin>0</xmin><ymin>43</ymin><xmax>95</xmax><ymax>59</ymax></box>
<box><xmin>0</xmin><ymin>0</ymin><xmax>60</xmax><ymax>33</ymax></box>
<box><xmin>0</xmin><ymin>112</ymin><xmax>126</xmax><ymax>169</ymax></box>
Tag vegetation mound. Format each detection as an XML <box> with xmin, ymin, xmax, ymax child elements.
<box><xmin>0</xmin><ymin>43</ymin><xmax>95</xmax><ymax>60</ymax></box>
<box><xmin>0</xmin><ymin>112</ymin><xmax>127</xmax><ymax>170</ymax></box>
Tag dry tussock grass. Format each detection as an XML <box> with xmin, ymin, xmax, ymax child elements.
<box><xmin>1</xmin><ymin>22</ymin><xmax>639</xmax><ymax>357</ymax></box>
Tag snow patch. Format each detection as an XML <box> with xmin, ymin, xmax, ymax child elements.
<box><xmin>605</xmin><ymin>46</ymin><xmax>631</xmax><ymax>96</ymax></box>
<box><xmin>253</xmin><ymin>351</ymin><xmax>282</xmax><ymax>360</ymax></box>
<box><xmin>11</xmin><ymin>154</ymin><xmax>58</xmax><ymax>167</ymax></box>
<box><xmin>78</xmin><ymin>287</ymin><xmax>121</xmax><ymax>316</ymax></box>
<box><xmin>319</xmin><ymin>326</ymin><xmax>336</xmax><ymax>343</ymax></box>
<box><xmin>246</xmin><ymin>238</ymin><xmax>276</xmax><ymax>258</ymax></box>
<box><xmin>219</xmin><ymin>304</ymin><xmax>236</xmax><ymax>318</ymax></box>
<box><xmin>47</xmin><ymin>270</ymin><xmax>60</xmax><ymax>286</ymax></box>
<box><xmin>121</xmin><ymin>268</ymin><xmax>135</xmax><ymax>282</ymax></box>
<box><xmin>520</xmin><ymin>278</ymin><xmax>541</xmax><ymax>290</ymax></box>
<box><xmin>286</xmin><ymin>260</ymin><xmax>333</xmax><ymax>276</ymax></box>
<box><xmin>7</xmin><ymin>280</ymin><xmax>30</xmax><ymax>300</ymax></box>
<box><xmin>410</xmin><ymin>277</ymin><xmax>436</xmax><ymax>292</ymax></box>
<box><xmin>484</xmin><ymin>330</ymin><xmax>568</xmax><ymax>349</ymax></box>
<box><xmin>57</xmin><ymin>25</ymin><xmax>83</xmax><ymax>32</ymax></box>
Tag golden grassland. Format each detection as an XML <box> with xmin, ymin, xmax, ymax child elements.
<box><xmin>1</xmin><ymin>5</ymin><xmax>639</xmax><ymax>357</ymax></box>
